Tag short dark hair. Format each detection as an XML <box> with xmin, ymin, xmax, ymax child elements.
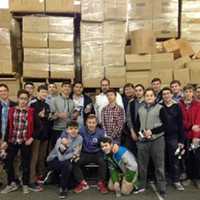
<box><xmin>144</xmin><ymin>87</ymin><xmax>156</xmax><ymax>96</ymax></box>
<box><xmin>183</xmin><ymin>84</ymin><xmax>194</xmax><ymax>92</ymax></box>
<box><xmin>151</xmin><ymin>78</ymin><xmax>161</xmax><ymax>84</ymax></box>
<box><xmin>86</xmin><ymin>114</ymin><xmax>97</xmax><ymax>121</ymax></box>
<box><xmin>170</xmin><ymin>80</ymin><xmax>181</xmax><ymax>86</ymax></box>
<box><xmin>106</xmin><ymin>88</ymin><xmax>117</xmax><ymax>96</ymax></box>
<box><xmin>0</xmin><ymin>83</ymin><xmax>9</xmax><ymax>91</ymax></box>
<box><xmin>100</xmin><ymin>78</ymin><xmax>110</xmax><ymax>85</ymax></box>
<box><xmin>17</xmin><ymin>89</ymin><xmax>30</xmax><ymax>98</ymax></box>
<box><xmin>61</xmin><ymin>79</ymin><xmax>72</xmax><ymax>87</ymax></box>
<box><xmin>123</xmin><ymin>83</ymin><xmax>134</xmax><ymax>93</ymax></box>
<box><xmin>24</xmin><ymin>82</ymin><xmax>34</xmax><ymax>88</ymax></box>
<box><xmin>73</xmin><ymin>81</ymin><xmax>83</xmax><ymax>88</ymax></box>
<box><xmin>66</xmin><ymin>121</ymin><xmax>79</xmax><ymax>128</ymax></box>
<box><xmin>48</xmin><ymin>82</ymin><xmax>57</xmax><ymax>88</ymax></box>
<box><xmin>161</xmin><ymin>87</ymin><xmax>172</xmax><ymax>96</ymax></box>
<box><xmin>135</xmin><ymin>84</ymin><xmax>145</xmax><ymax>91</ymax></box>
<box><xmin>37</xmin><ymin>84</ymin><xmax>48</xmax><ymax>92</ymax></box>
<box><xmin>196</xmin><ymin>85</ymin><xmax>200</xmax><ymax>90</ymax></box>
<box><xmin>100</xmin><ymin>137</ymin><xmax>113</xmax><ymax>145</ymax></box>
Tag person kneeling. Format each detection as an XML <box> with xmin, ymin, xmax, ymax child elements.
<box><xmin>100</xmin><ymin>137</ymin><xmax>138</xmax><ymax>197</ymax></box>
<box><xmin>47</xmin><ymin>121</ymin><xmax>82</xmax><ymax>199</ymax></box>
<box><xmin>73</xmin><ymin>114</ymin><xmax>108</xmax><ymax>194</ymax></box>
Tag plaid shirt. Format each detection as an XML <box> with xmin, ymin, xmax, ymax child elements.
<box><xmin>101</xmin><ymin>103</ymin><xmax>125</xmax><ymax>142</ymax></box>
<box><xmin>12</xmin><ymin>108</ymin><xmax>28</xmax><ymax>144</ymax></box>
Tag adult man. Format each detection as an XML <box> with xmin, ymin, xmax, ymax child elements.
<box><xmin>170</xmin><ymin>80</ymin><xmax>183</xmax><ymax>103</ymax></box>
<box><xmin>151</xmin><ymin>78</ymin><xmax>162</xmax><ymax>103</ymax></box>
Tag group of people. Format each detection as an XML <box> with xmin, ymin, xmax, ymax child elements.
<box><xmin>0</xmin><ymin>77</ymin><xmax>200</xmax><ymax>199</ymax></box>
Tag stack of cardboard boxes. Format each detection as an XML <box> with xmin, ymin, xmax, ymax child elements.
<box><xmin>81</xmin><ymin>0</ymin><xmax>127</xmax><ymax>88</ymax></box>
<box><xmin>22</xmin><ymin>16</ymin><xmax>75</xmax><ymax>79</ymax></box>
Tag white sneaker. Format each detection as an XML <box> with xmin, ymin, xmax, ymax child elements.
<box><xmin>1</xmin><ymin>182</ymin><xmax>19</xmax><ymax>194</ymax></box>
<box><xmin>174</xmin><ymin>182</ymin><xmax>184</xmax><ymax>191</ymax></box>
<box><xmin>23</xmin><ymin>185</ymin><xmax>30</xmax><ymax>194</ymax></box>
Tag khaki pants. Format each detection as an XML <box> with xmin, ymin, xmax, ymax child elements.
<box><xmin>30</xmin><ymin>140</ymin><xmax>48</xmax><ymax>184</ymax></box>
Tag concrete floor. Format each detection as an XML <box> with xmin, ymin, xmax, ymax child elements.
<box><xmin>0</xmin><ymin>184</ymin><xmax>200</xmax><ymax>200</ymax></box>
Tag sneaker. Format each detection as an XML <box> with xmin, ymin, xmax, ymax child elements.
<box><xmin>159</xmin><ymin>191</ymin><xmax>167</xmax><ymax>199</ymax></box>
<box><xmin>23</xmin><ymin>185</ymin><xmax>30</xmax><ymax>194</ymax></box>
<box><xmin>133</xmin><ymin>187</ymin><xmax>146</xmax><ymax>194</ymax></box>
<box><xmin>193</xmin><ymin>180</ymin><xmax>200</xmax><ymax>189</ymax></box>
<box><xmin>1</xmin><ymin>182</ymin><xmax>19</xmax><ymax>194</ymax></box>
<box><xmin>28</xmin><ymin>183</ymin><xmax>43</xmax><ymax>192</ymax></box>
<box><xmin>36</xmin><ymin>176</ymin><xmax>45</xmax><ymax>184</ymax></box>
<box><xmin>59</xmin><ymin>188</ymin><xmax>68</xmax><ymax>199</ymax></box>
<box><xmin>74</xmin><ymin>180</ymin><xmax>89</xmax><ymax>193</ymax></box>
<box><xmin>182</xmin><ymin>179</ymin><xmax>192</xmax><ymax>187</ymax></box>
<box><xmin>174</xmin><ymin>182</ymin><xmax>184</xmax><ymax>191</ymax></box>
<box><xmin>97</xmin><ymin>181</ymin><xmax>108</xmax><ymax>194</ymax></box>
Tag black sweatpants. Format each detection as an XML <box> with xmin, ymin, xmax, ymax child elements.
<box><xmin>73</xmin><ymin>152</ymin><xmax>107</xmax><ymax>183</ymax></box>
<box><xmin>6</xmin><ymin>143</ymin><xmax>31</xmax><ymax>185</ymax></box>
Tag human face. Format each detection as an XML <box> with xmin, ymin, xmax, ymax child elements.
<box><xmin>62</xmin><ymin>84</ymin><xmax>71</xmax><ymax>97</ymax></box>
<box><xmin>124</xmin><ymin>86</ymin><xmax>135</xmax><ymax>98</ymax></box>
<box><xmin>144</xmin><ymin>91</ymin><xmax>156</xmax><ymax>105</ymax></box>
<box><xmin>0</xmin><ymin>86</ymin><xmax>9</xmax><ymax>101</ymax></box>
<box><xmin>162</xmin><ymin>90</ymin><xmax>173</xmax><ymax>104</ymax></box>
<box><xmin>196</xmin><ymin>88</ymin><xmax>200</xmax><ymax>100</ymax></box>
<box><xmin>171</xmin><ymin>83</ymin><xmax>181</xmax><ymax>96</ymax></box>
<box><xmin>151</xmin><ymin>81</ymin><xmax>161</xmax><ymax>93</ymax></box>
<box><xmin>101</xmin><ymin>80</ymin><xmax>110</xmax><ymax>94</ymax></box>
<box><xmin>38</xmin><ymin>89</ymin><xmax>48</xmax><ymax>100</ymax></box>
<box><xmin>100</xmin><ymin>142</ymin><xmax>112</xmax><ymax>154</ymax></box>
<box><xmin>184</xmin><ymin>89</ymin><xmax>193</xmax><ymax>102</ymax></box>
<box><xmin>25</xmin><ymin>84</ymin><xmax>34</xmax><ymax>97</ymax></box>
<box><xmin>86</xmin><ymin>118</ymin><xmax>97</xmax><ymax>132</ymax></box>
<box><xmin>67</xmin><ymin>126</ymin><xmax>79</xmax><ymax>138</ymax></box>
<box><xmin>107</xmin><ymin>92</ymin><xmax>116</xmax><ymax>104</ymax></box>
<box><xmin>135</xmin><ymin>86</ymin><xmax>144</xmax><ymax>99</ymax></box>
<box><xmin>18</xmin><ymin>93</ymin><xmax>29</xmax><ymax>108</ymax></box>
<box><xmin>48</xmin><ymin>84</ymin><xmax>57</xmax><ymax>96</ymax></box>
<box><xmin>73</xmin><ymin>83</ymin><xmax>83</xmax><ymax>96</ymax></box>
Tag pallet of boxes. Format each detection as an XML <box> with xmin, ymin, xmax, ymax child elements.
<box><xmin>81</xmin><ymin>0</ymin><xmax>127</xmax><ymax>88</ymax></box>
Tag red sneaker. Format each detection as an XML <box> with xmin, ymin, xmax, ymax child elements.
<box><xmin>74</xmin><ymin>180</ymin><xmax>89</xmax><ymax>193</ymax></box>
<box><xmin>36</xmin><ymin>176</ymin><xmax>45</xmax><ymax>184</ymax></box>
<box><xmin>98</xmin><ymin>181</ymin><xmax>108</xmax><ymax>194</ymax></box>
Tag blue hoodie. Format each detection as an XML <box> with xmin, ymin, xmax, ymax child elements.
<box><xmin>79</xmin><ymin>126</ymin><xmax>105</xmax><ymax>153</ymax></box>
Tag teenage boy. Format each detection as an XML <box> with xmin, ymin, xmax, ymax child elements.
<box><xmin>51</xmin><ymin>80</ymin><xmax>75</xmax><ymax>148</ymax></box>
<box><xmin>135</xmin><ymin>88</ymin><xmax>167</xmax><ymax>198</ymax></box>
<box><xmin>95</xmin><ymin>78</ymin><xmax>124</xmax><ymax>124</ymax></box>
<box><xmin>47</xmin><ymin>121</ymin><xmax>83</xmax><ymax>199</ymax></box>
<box><xmin>100</xmin><ymin>137</ymin><xmax>138</xmax><ymax>197</ymax></box>
<box><xmin>101</xmin><ymin>89</ymin><xmax>125</xmax><ymax>144</ymax></box>
<box><xmin>1</xmin><ymin>89</ymin><xmax>34</xmax><ymax>194</ymax></box>
<box><xmin>161</xmin><ymin>87</ymin><xmax>185</xmax><ymax>191</ymax></box>
<box><xmin>73</xmin><ymin>114</ymin><xmax>107</xmax><ymax>194</ymax></box>
<box><xmin>179</xmin><ymin>84</ymin><xmax>200</xmax><ymax>188</ymax></box>
<box><xmin>29</xmin><ymin>85</ymin><xmax>51</xmax><ymax>191</ymax></box>
<box><xmin>24</xmin><ymin>82</ymin><xmax>35</xmax><ymax>101</ymax></box>
<box><xmin>151</xmin><ymin>78</ymin><xmax>162</xmax><ymax>103</ymax></box>
<box><xmin>195</xmin><ymin>85</ymin><xmax>200</xmax><ymax>102</ymax></box>
<box><xmin>170</xmin><ymin>80</ymin><xmax>183</xmax><ymax>103</ymax></box>
<box><xmin>46</xmin><ymin>82</ymin><xmax>58</xmax><ymax>109</ymax></box>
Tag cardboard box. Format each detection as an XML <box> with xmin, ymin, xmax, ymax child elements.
<box><xmin>151</xmin><ymin>53</ymin><xmax>174</xmax><ymax>69</ymax></box>
<box><xmin>48</xmin><ymin>17</ymin><xmax>74</xmax><ymax>33</ymax></box>
<box><xmin>0</xmin><ymin>45</ymin><xmax>12</xmax><ymax>60</ymax></box>
<box><xmin>10</xmin><ymin>0</ymin><xmax>45</xmax><ymax>12</ymax></box>
<box><xmin>190</xmin><ymin>66</ymin><xmax>200</xmax><ymax>84</ymax></box>
<box><xmin>163</xmin><ymin>39</ymin><xmax>179</xmax><ymax>53</ymax></box>
<box><xmin>0</xmin><ymin>60</ymin><xmax>15</xmax><ymax>74</ymax></box>
<box><xmin>176</xmin><ymin>39</ymin><xmax>194</xmax><ymax>57</ymax></box>
<box><xmin>125</xmin><ymin>46</ymin><xmax>132</xmax><ymax>54</ymax></box>
<box><xmin>46</xmin><ymin>0</ymin><xmax>80</xmax><ymax>13</ymax></box>
<box><xmin>0</xmin><ymin>9</ymin><xmax>11</xmax><ymax>29</ymax></box>
<box><xmin>49</xmin><ymin>33</ymin><xmax>73</xmax><ymax>49</ymax></box>
<box><xmin>173</xmin><ymin>68</ymin><xmax>190</xmax><ymax>86</ymax></box>
<box><xmin>23</xmin><ymin>63</ymin><xmax>49</xmax><ymax>78</ymax></box>
<box><xmin>0</xmin><ymin>28</ymin><xmax>11</xmax><ymax>45</ymax></box>
<box><xmin>130</xmin><ymin>29</ymin><xmax>156</xmax><ymax>54</ymax></box>
<box><xmin>104</xmin><ymin>0</ymin><xmax>127</xmax><ymax>21</ymax></box>
<box><xmin>24</xmin><ymin>48</ymin><xmax>49</xmax><ymax>63</ymax></box>
<box><xmin>126</xmin><ymin>54</ymin><xmax>151</xmax><ymax>71</ymax></box>
<box><xmin>149</xmin><ymin>69</ymin><xmax>173</xmax><ymax>85</ymax></box>
<box><xmin>23</xmin><ymin>16</ymin><xmax>49</xmax><ymax>33</ymax></box>
<box><xmin>49</xmin><ymin>49</ymin><xmax>74</xmax><ymax>65</ymax></box>
<box><xmin>23</xmin><ymin>32</ymin><xmax>48</xmax><ymax>48</ymax></box>
<box><xmin>126</xmin><ymin>71</ymin><xmax>150</xmax><ymax>87</ymax></box>
<box><xmin>174</xmin><ymin>56</ymin><xmax>191</xmax><ymax>69</ymax></box>
<box><xmin>50</xmin><ymin>64</ymin><xmax>75</xmax><ymax>79</ymax></box>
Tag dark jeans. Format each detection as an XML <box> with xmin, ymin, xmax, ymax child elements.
<box><xmin>51</xmin><ymin>130</ymin><xmax>63</xmax><ymax>149</ymax></box>
<box><xmin>5</xmin><ymin>143</ymin><xmax>31</xmax><ymax>185</ymax></box>
<box><xmin>47</xmin><ymin>158</ymin><xmax>73</xmax><ymax>190</ymax></box>
<box><xmin>73</xmin><ymin>152</ymin><xmax>107</xmax><ymax>183</ymax></box>
<box><xmin>137</xmin><ymin>136</ymin><xmax>166</xmax><ymax>192</ymax></box>
<box><xmin>165</xmin><ymin>139</ymin><xmax>181</xmax><ymax>183</ymax></box>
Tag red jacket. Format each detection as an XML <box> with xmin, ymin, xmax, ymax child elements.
<box><xmin>7</xmin><ymin>107</ymin><xmax>35</xmax><ymax>144</ymax></box>
<box><xmin>179</xmin><ymin>99</ymin><xmax>200</xmax><ymax>139</ymax></box>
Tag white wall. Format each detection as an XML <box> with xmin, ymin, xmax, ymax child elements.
<box><xmin>0</xmin><ymin>0</ymin><xmax>9</xmax><ymax>9</ymax></box>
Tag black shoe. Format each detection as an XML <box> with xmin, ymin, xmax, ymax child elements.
<box><xmin>59</xmin><ymin>189</ymin><xmax>68</xmax><ymax>199</ymax></box>
<box><xmin>159</xmin><ymin>191</ymin><xmax>167</xmax><ymax>199</ymax></box>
